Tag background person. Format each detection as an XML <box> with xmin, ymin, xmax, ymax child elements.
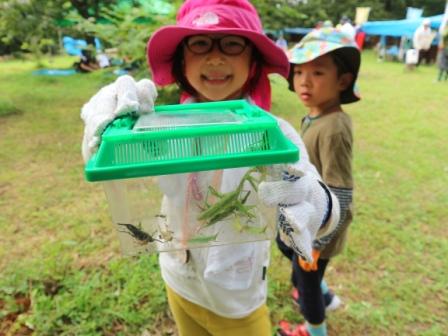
<box><xmin>74</xmin><ymin>48</ymin><xmax>100</xmax><ymax>73</ymax></box>
<box><xmin>338</xmin><ymin>16</ymin><xmax>356</xmax><ymax>39</ymax></box>
<box><xmin>436</xmin><ymin>23</ymin><xmax>448</xmax><ymax>81</ymax></box>
<box><xmin>96</xmin><ymin>51</ymin><xmax>110</xmax><ymax>68</ymax></box>
<box><xmin>413</xmin><ymin>18</ymin><xmax>436</xmax><ymax>66</ymax></box>
<box><xmin>276</xmin><ymin>32</ymin><xmax>289</xmax><ymax>52</ymax></box>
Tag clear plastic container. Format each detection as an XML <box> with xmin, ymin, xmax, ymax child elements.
<box><xmin>133</xmin><ymin>109</ymin><xmax>246</xmax><ymax>131</ymax></box>
<box><xmin>88</xmin><ymin>100</ymin><xmax>296</xmax><ymax>255</ymax></box>
<box><xmin>102</xmin><ymin>171</ymin><xmax>276</xmax><ymax>256</ymax></box>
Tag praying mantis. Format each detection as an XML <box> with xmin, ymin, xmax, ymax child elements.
<box><xmin>197</xmin><ymin>166</ymin><xmax>266</xmax><ymax>228</ymax></box>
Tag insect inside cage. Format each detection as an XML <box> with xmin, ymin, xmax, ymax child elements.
<box><xmin>117</xmin><ymin>223</ymin><xmax>163</xmax><ymax>244</ymax></box>
<box><xmin>155</xmin><ymin>214</ymin><xmax>174</xmax><ymax>242</ymax></box>
<box><xmin>188</xmin><ymin>232</ymin><xmax>220</xmax><ymax>244</ymax></box>
<box><xmin>197</xmin><ymin>166</ymin><xmax>266</xmax><ymax>227</ymax></box>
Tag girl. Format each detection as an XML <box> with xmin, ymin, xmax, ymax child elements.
<box><xmin>81</xmin><ymin>1</ymin><xmax>341</xmax><ymax>335</ymax></box>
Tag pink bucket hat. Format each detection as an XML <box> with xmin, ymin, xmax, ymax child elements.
<box><xmin>147</xmin><ymin>0</ymin><xmax>289</xmax><ymax>87</ymax></box>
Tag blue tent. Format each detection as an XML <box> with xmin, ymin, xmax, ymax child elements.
<box><xmin>62</xmin><ymin>36</ymin><xmax>102</xmax><ymax>56</ymax></box>
<box><xmin>360</xmin><ymin>14</ymin><xmax>444</xmax><ymax>38</ymax></box>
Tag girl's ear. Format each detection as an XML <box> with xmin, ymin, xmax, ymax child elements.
<box><xmin>338</xmin><ymin>73</ymin><xmax>354</xmax><ymax>92</ymax></box>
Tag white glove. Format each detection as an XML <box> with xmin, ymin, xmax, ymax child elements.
<box><xmin>80</xmin><ymin>75</ymin><xmax>157</xmax><ymax>162</ymax></box>
<box><xmin>258</xmin><ymin>164</ymin><xmax>340</xmax><ymax>262</ymax></box>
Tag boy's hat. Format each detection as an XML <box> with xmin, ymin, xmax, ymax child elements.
<box><xmin>147</xmin><ymin>0</ymin><xmax>289</xmax><ymax>86</ymax></box>
<box><xmin>288</xmin><ymin>28</ymin><xmax>361</xmax><ymax>104</ymax></box>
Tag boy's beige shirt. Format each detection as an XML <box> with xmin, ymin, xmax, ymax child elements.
<box><xmin>301</xmin><ymin>111</ymin><xmax>353</xmax><ymax>258</ymax></box>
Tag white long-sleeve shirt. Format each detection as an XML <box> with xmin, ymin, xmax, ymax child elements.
<box><xmin>158</xmin><ymin>115</ymin><xmax>338</xmax><ymax>318</ymax></box>
<box><xmin>413</xmin><ymin>25</ymin><xmax>436</xmax><ymax>50</ymax></box>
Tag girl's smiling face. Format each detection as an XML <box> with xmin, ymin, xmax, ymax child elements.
<box><xmin>183</xmin><ymin>34</ymin><xmax>253</xmax><ymax>102</ymax></box>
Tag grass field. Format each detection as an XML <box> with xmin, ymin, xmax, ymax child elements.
<box><xmin>0</xmin><ymin>51</ymin><xmax>447</xmax><ymax>336</ymax></box>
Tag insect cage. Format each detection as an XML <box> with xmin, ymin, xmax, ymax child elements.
<box><xmin>86</xmin><ymin>100</ymin><xmax>299</xmax><ymax>255</ymax></box>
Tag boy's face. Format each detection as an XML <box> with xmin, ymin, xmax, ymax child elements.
<box><xmin>292</xmin><ymin>54</ymin><xmax>352</xmax><ymax>112</ymax></box>
<box><xmin>183</xmin><ymin>34</ymin><xmax>253</xmax><ymax>102</ymax></box>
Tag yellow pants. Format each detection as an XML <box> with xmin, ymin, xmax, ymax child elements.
<box><xmin>166</xmin><ymin>285</ymin><xmax>272</xmax><ymax>336</ymax></box>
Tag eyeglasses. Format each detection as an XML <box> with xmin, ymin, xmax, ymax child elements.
<box><xmin>184</xmin><ymin>35</ymin><xmax>249</xmax><ymax>56</ymax></box>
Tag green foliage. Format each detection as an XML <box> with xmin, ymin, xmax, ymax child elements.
<box><xmin>0</xmin><ymin>0</ymin><xmax>180</xmax><ymax>58</ymax></box>
<box><xmin>0</xmin><ymin>98</ymin><xmax>21</xmax><ymax>117</ymax></box>
<box><xmin>249</xmin><ymin>0</ymin><xmax>307</xmax><ymax>31</ymax></box>
<box><xmin>0</xmin><ymin>0</ymin><xmax>68</xmax><ymax>57</ymax></box>
<box><xmin>251</xmin><ymin>0</ymin><xmax>448</xmax><ymax>30</ymax></box>
<box><xmin>0</xmin><ymin>254</ymin><xmax>165</xmax><ymax>335</ymax></box>
<box><xmin>157</xmin><ymin>84</ymin><xmax>181</xmax><ymax>105</ymax></box>
<box><xmin>396</xmin><ymin>0</ymin><xmax>448</xmax><ymax>17</ymax></box>
<box><xmin>68</xmin><ymin>0</ymin><xmax>116</xmax><ymax>20</ymax></box>
<box><xmin>29</xmin><ymin>256</ymin><xmax>164</xmax><ymax>335</ymax></box>
<box><xmin>67</xmin><ymin>0</ymin><xmax>180</xmax><ymax>71</ymax></box>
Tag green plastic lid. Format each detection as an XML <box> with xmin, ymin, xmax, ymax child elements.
<box><xmin>85</xmin><ymin>100</ymin><xmax>299</xmax><ymax>181</ymax></box>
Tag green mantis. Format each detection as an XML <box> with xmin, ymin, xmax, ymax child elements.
<box><xmin>188</xmin><ymin>232</ymin><xmax>220</xmax><ymax>244</ymax></box>
<box><xmin>197</xmin><ymin>166</ymin><xmax>266</xmax><ymax>227</ymax></box>
<box><xmin>233</xmin><ymin>215</ymin><xmax>269</xmax><ymax>235</ymax></box>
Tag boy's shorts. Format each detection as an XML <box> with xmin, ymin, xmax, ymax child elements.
<box><xmin>166</xmin><ymin>285</ymin><xmax>272</xmax><ymax>336</ymax></box>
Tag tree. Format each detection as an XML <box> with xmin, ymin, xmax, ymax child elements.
<box><xmin>69</xmin><ymin>0</ymin><xmax>115</xmax><ymax>19</ymax></box>
<box><xmin>249</xmin><ymin>0</ymin><xmax>307</xmax><ymax>31</ymax></box>
<box><xmin>68</xmin><ymin>0</ymin><xmax>116</xmax><ymax>45</ymax></box>
<box><xmin>0</xmin><ymin>0</ymin><xmax>127</xmax><ymax>56</ymax></box>
<box><xmin>68</xmin><ymin>0</ymin><xmax>182</xmax><ymax>72</ymax></box>
<box><xmin>376</xmin><ymin>0</ymin><xmax>446</xmax><ymax>18</ymax></box>
<box><xmin>251</xmin><ymin>0</ymin><xmax>387</xmax><ymax>29</ymax></box>
<box><xmin>251</xmin><ymin>0</ymin><xmax>447</xmax><ymax>31</ymax></box>
<box><xmin>0</xmin><ymin>0</ymin><xmax>68</xmax><ymax>57</ymax></box>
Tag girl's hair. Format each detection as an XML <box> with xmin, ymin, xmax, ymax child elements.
<box><xmin>171</xmin><ymin>39</ymin><xmax>264</xmax><ymax>98</ymax></box>
<box><xmin>172</xmin><ymin>43</ymin><xmax>196</xmax><ymax>96</ymax></box>
<box><xmin>287</xmin><ymin>48</ymin><xmax>354</xmax><ymax>91</ymax></box>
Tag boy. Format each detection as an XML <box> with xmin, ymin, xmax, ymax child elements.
<box><xmin>277</xmin><ymin>28</ymin><xmax>361</xmax><ymax>336</ymax></box>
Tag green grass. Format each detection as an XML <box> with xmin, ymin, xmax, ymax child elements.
<box><xmin>0</xmin><ymin>52</ymin><xmax>447</xmax><ymax>335</ymax></box>
<box><xmin>0</xmin><ymin>98</ymin><xmax>21</xmax><ymax>117</ymax></box>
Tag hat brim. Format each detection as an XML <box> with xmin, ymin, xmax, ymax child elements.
<box><xmin>147</xmin><ymin>26</ymin><xmax>289</xmax><ymax>86</ymax></box>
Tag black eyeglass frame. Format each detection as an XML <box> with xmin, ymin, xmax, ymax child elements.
<box><xmin>183</xmin><ymin>35</ymin><xmax>250</xmax><ymax>56</ymax></box>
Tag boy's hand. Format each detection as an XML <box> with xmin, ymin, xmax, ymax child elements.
<box><xmin>80</xmin><ymin>75</ymin><xmax>157</xmax><ymax>162</ymax></box>
<box><xmin>298</xmin><ymin>249</ymin><xmax>321</xmax><ymax>271</ymax></box>
<box><xmin>258</xmin><ymin>164</ymin><xmax>339</xmax><ymax>263</ymax></box>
